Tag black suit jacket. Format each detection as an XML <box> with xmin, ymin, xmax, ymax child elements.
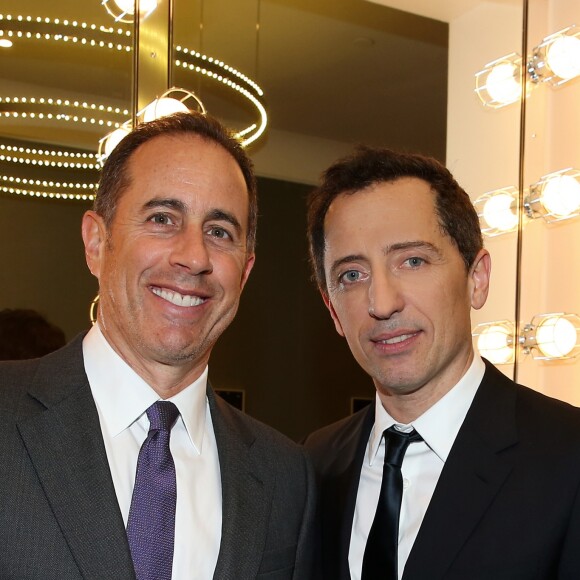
<box><xmin>304</xmin><ymin>361</ymin><xmax>580</xmax><ymax>579</ymax></box>
<box><xmin>0</xmin><ymin>335</ymin><xmax>316</xmax><ymax>579</ymax></box>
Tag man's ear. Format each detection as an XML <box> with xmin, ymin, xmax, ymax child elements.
<box><xmin>321</xmin><ymin>290</ymin><xmax>346</xmax><ymax>337</ymax></box>
<box><xmin>81</xmin><ymin>210</ymin><xmax>107</xmax><ymax>280</ymax></box>
<box><xmin>240</xmin><ymin>253</ymin><xmax>255</xmax><ymax>290</ymax></box>
<box><xmin>469</xmin><ymin>249</ymin><xmax>491</xmax><ymax>310</ymax></box>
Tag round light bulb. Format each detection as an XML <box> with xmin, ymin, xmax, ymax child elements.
<box><xmin>546</xmin><ymin>35</ymin><xmax>580</xmax><ymax>80</ymax></box>
<box><xmin>113</xmin><ymin>0</ymin><xmax>158</xmax><ymax>16</ymax></box>
<box><xmin>142</xmin><ymin>97</ymin><xmax>189</xmax><ymax>123</ymax></box>
<box><xmin>541</xmin><ymin>175</ymin><xmax>580</xmax><ymax>218</ymax></box>
<box><xmin>0</xmin><ymin>39</ymin><xmax>13</xmax><ymax>48</ymax></box>
<box><xmin>482</xmin><ymin>193</ymin><xmax>518</xmax><ymax>231</ymax></box>
<box><xmin>477</xmin><ymin>325</ymin><xmax>514</xmax><ymax>364</ymax></box>
<box><xmin>536</xmin><ymin>317</ymin><xmax>577</xmax><ymax>358</ymax></box>
<box><xmin>103</xmin><ymin>126</ymin><xmax>130</xmax><ymax>157</ymax></box>
<box><xmin>486</xmin><ymin>62</ymin><xmax>521</xmax><ymax>105</ymax></box>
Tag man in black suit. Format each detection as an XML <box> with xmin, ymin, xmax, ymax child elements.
<box><xmin>304</xmin><ymin>145</ymin><xmax>580</xmax><ymax>580</ymax></box>
<box><xmin>0</xmin><ymin>112</ymin><xmax>315</xmax><ymax>579</ymax></box>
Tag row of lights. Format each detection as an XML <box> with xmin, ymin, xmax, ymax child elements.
<box><xmin>474</xmin><ymin>313</ymin><xmax>580</xmax><ymax>364</ymax></box>
<box><xmin>475</xmin><ymin>168</ymin><xmax>580</xmax><ymax>236</ymax></box>
<box><xmin>475</xmin><ymin>25</ymin><xmax>580</xmax><ymax>108</ymax></box>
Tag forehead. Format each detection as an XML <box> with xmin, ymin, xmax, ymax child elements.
<box><xmin>324</xmin><ymin>177</ymin><xmax>438</xmax><ymax>242</ymax></box>
<box><xmin>120</xmin><ymin>133</ymin><xmax>249</xmax><ymax>213</ymax></box>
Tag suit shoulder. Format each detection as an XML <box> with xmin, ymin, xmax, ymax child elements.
<box><xmin>304</xmin><ymin>406</ymin><xmax>371</xmax><ymax>460</ymax></box>
<box><xmin>0</xmin><ymin>358</ymin><xmax>41</xmax><ymax>410</ymax></box>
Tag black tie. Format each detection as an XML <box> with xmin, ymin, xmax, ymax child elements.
<box><xmin>361</xmin><ymin>426</ymin><xmax>423</xmax><ymax>580</ymax></box>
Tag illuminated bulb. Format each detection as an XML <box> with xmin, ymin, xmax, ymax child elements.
<box><xmin>546</xmin><ymin>35</ymin><xmax>580</xmax><ymax>80</ymax></box>
<box><xmin>103</xmin><ymin>126</ymin><xmax>131</xmax><ymax>156</ymax></box>
<box><xmin>113</xmin><ymin>0</ymin><xmax>158</xmax><ymax>15</ymax></box>
<box><xmin>482</xmin><ymin>193</ymin><xmax>518</xmax><ymax>231</ymax></box>
<box><xmin>0</xmin><ymin>39</ymin><xmax>13</xmax><ymax>48</ymax></box>
<box><xmin>142</xmin><ymin>97</ymin><xmax>188</xmax><ymax>122</ymax></box>
<box><xmin>536</xmin><ymin>317</ymin><xmax>577</xmax><ymax>358</ymax></box>
<box><xmin>477</xmin><ymin>325</ymin><xmax>514</xmax><ymax>364</ymax></box>
<box><xmin>486</xmin><ymin>62</ymin><xmax>521</xmax><ymax>105</ymax></box>
<box><xmin>541</xmin><ymin>175</ymin><xmax>580</xmax><ymax>218</ymax></box>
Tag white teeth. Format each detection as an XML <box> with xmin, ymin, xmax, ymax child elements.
<box><xmin>381</xmin><ymin>333</ymin><xmax>414</xmax><ymax>344</ymax></box>
<box><xmin>152</xmin><ymin>287</ymin><xmax>205</xmax><ymax>307</ymax></box>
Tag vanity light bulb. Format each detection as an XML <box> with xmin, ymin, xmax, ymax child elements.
<box><xmin>546</xmin><ymin>35</ymin><xmax>580</xmax><ymax>81</ymax></box>
<box><xmin>113</xmin><ymin>0</ymin><xmax>158</xmax><ymax>16</ymax></box>
<box><xmin>541</xmin><ymin>175</ymin><xmax>580</xmax><ymax>218</ymax></box>
<box><xmin>477</xmin><ymin>325</ymin><xmax>514</xmax><ymax>364</ymax></box>
<box><xmin>536</xmin><ymin>317</ymin><xmax>577</xmax><ymax>358</ymax></box>
<box><xmin>142</xmin><ymin>97</ymin><xmax>189</xmax><ymax>123</ymax></box>
<box><xmin>482</xmin><ymin>193</ymin><xmax>518</xmax><ymax>231</ymax></box>
<box><xmin>103</xmin><ymin>127</ymin><xmax>130</xmax><ymax>157</ymax></box>
<box><xmin>486</xmin><ymin>63</ymin><xmax>521</xmax><ymax>105</ymax></box>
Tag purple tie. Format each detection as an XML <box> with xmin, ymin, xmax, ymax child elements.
<box><xmin>127</xmin><ymin>401</ymin><xmax>180</xmax><ymax>580</ymax></box>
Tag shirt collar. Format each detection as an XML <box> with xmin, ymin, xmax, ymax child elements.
<box><xmin>368</xmin><ymin>354</ymin><xmax>485</xmax><ymax>465</ymax></box>
<box><xmin>82</xmin><ymin>323</ymin><xmax>209</xmax><ymax>454</ymax></box>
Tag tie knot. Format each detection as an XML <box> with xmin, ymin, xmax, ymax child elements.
<box><xmin>383</xmin><ymin>426</ymin><xmax>423</xmax><ymax>468</ymax></box>
<box><xmin>146</xmin><ymin>401</ymin><xmax>180</xmax><ymax>432</ymax></box>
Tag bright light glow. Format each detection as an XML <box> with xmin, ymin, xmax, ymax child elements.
<box><xmin>536</xmin><ymin>317</ymin><xmax>578</xmax><ymax>358</ymax></box>
<box><xmin>482</xmin><ymin>193</ymin><xmax>518</xmax><ymax>231</ymax></box>
<box><xmin>546</xmin><ymin>35</ymin><xmax>580</xmax><ymax>80</ymax></box>
<box><xmin>541</xmin><ymin>175</ymin><xmax>580</xmax><ymax>218</ymax></box>
<box><xmin>113</xmin><ymin>0</ymin><xmax>158</xmax><ymax>16</ymax></box>
<box><xmin>0</xmin><ymin>38</ymin><xmax>13</xmax><ymax>48</ymax></box>
<box><xmin>486</xmin><ymin>63</ymin><xmax>521</xmax><ymax>105</ymax></box>
<box><xmin>477</xmin><ymin>325</ymin><xmax>514</xmax><ymax>364</ymax></box>
<box><xmin>103</xmin><ymin>126</ymin><xmax>130</xmax><ymax>156</ymax></box>
<box><xmin>142</xmin><ymin>97</ymin><xmax>189</xmax><ymax>123</ymax></box>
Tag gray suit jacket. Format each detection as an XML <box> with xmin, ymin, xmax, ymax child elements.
<box><xmin>305</xmin><ymin>360</ymin><xmax>580</xmax><ymax>579</ymax></box>
<box><xmin>0</xmin><ymin>335</ymin><xmax>316</xmax><ymax>579</ymax></box>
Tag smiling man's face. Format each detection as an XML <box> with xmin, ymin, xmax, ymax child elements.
<box><xmin>82</xmin><ymin>133</ymin><xmax>254</xmax><ymax>385</ymax></box>
<box><xmin>322</xmin><ymin>177</ymin><xmax>489</xmax><ymax>414</ymax></box>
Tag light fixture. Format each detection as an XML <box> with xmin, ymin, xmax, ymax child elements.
<box><xmin>473</xmin><ymin>320</ymin><xmax>515</xmax><ymax>364</ymax></box>
<box><xmin>473</xmin><ymin>313</ymin><xmax>580</xmax><ymax>364</ymax></box>
<box><xmin>0</xmin><ymin>13</ymin><xmax>268</xmax><ymax>202</ymax></box>
<box><xmin>527</xmin><ymin>25</ymin><xmax>580</xmax><ymax>87</ymax></box>
<box><xmin>102</xmin><ymin>0</ymin><xmax>158</xmax><ymax>23</ymax></box>
<box><xmin>98</xmin><ymin>88</ymin><xmax>206</xmax><ymax>163</ymax></box>
<box><xmin>0</xmin><ymin>38</ymin><xmax>12</xmax><ymax>48</ymax></box>
<box><xmin>475</xmin><ymin>25</ymin><xmax>580</xmax><ymax>108</ymax></box>
<box><xmin>525</xmin><ymin>168</ymin><xmax>580</xmax><ymax>223</ymax></box>
<box><xmin>474</xmin><ymin>169</ymin><xmax>580</xmax><ymax>237</ymax></box>
<box><xmin>474</xmin><ymin>186</ymin><xmax>520</xmax><ymax>236</ymax></box>
<box><xmin>475</xmin><ymin>53</ymin><xmax>523</xmax><ymax>108</ymax></box>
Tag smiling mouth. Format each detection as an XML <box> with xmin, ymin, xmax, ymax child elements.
<box><xmin>151</xmin><ymin>287</ymin><xmax>206</xmax><ymax>307</ymax></box>
<box><xmin>375</xmin><ymin>333</ymin><xmax>417</xmax><ymax>345</ymax></box>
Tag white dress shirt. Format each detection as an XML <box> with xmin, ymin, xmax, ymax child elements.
<box><xmin>83</xmin><ymin>324</ymin><xmax>222</xmax><ymax>580</ymax></box>
<box><xmin>349</xmin><ymin>355</ymin><xmax>485</xmax><ymax>580</ymax></box>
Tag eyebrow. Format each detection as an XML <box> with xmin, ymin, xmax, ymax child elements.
<box><xmin>328</xmin><ymin>240</ymin><xmax>442</xmax><ymax>275</ymax></box>
<box><xmin>142</xmin><ymin>198</ymin><xmax>243</xmax><ymax>236</ymax></box>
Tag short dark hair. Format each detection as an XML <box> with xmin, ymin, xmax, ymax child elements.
<box><xmin>95</xmin><ymin>111</ymin><xmax>258</xmax><ymax>253</ymax></box>
<box><xmin>0</xmin><ymin>309</ymin><xmax>66</xmax><ymax>360</ymax></box>
<box><xmin>307</xmin><ymin>145</ymin><xmax>483</xmax><ymax>292</ymax></box>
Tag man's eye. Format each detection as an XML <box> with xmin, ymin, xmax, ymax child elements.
<box><xmin>149</xmin><ymin>213</ymin><xmax>173</xmax><ymax>225</ymax></box>
<box><xmin>340</xmin><ymin>270</ymin><xmax>362</xmax><ymax>283</ymax></box>
<box><xmin>208</xmin><ymin>226</ymin><xmax>230</xmax><ymax>239</ymax></box>
<box><xmin>405</xmin><ymin>257</ymin><xmax>425</xmax><ymax>268</ymax></box>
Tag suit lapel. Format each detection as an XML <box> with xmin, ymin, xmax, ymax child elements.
<box><xmin>403</xmin><ymin>363</ymin><xmax>518</xmax><ymax>580</ymax></box>
<box><xmin>322</xmin><ymin>405</ymin><xmax>374</xmax><ymax>580</ymax></box>
<box><xmin>16</xmin><ymin>337</ymin><xmax>135</xmax><ymax>580</ymax></box>
<box><xmin>208</xmin><ymin>387</ymin><xmax>274</xmax><ymax>580</ymax></box>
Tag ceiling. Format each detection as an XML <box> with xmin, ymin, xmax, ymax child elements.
<box><xmin>0</xmin><ymin>0</ymin><xmax>449</xmax><ymax>176</ymax></box>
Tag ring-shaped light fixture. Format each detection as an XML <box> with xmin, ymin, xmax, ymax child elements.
<box><xmin>0</xmin><ymin>13</ymin><xmax>268</xmax><ymax>202</ymax></box>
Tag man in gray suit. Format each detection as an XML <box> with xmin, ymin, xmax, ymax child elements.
<box><xmin>0</xmin><ymin>112</ymin><xmax>315</xmax><ymax>579</ymax></box>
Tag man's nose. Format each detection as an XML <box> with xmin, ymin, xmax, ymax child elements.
<box><xmin>368</xmin><ymin>271</ymin><xmax>404</xmax><ymax>320</ymax></box>
<box><xmin>169</xmin><ymin>226</ymin><xmax>213</xmax><ymax>275</ymax></box>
